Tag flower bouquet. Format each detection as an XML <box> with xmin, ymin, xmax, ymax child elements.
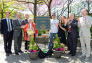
<box><xmin>28</xmin><ymin>37</ymin><xmax>39</xmax><ymax>59</ymax></box>
<box><xmin>53</xmin><ymin>34</ymin><xmax>65</xmax><ymax>58</ymax></box>
<box><xmin>27</xmin><ymin>29</ymin><xmax>34</xmax><ymax>35</ymax></box>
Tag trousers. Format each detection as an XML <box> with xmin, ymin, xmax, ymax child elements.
<box><xmin>80</xmin><ymin>36</ymin><xmax>91</xmax><ymax>57</ymax></box>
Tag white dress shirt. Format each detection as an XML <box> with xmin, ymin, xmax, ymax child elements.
<box><xmin>6</xmin><ymin>18</ymin><xmax>12</xmax><ymax>32</ymax></box>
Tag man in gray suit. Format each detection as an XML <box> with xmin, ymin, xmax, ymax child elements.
<box><xmin>13</xmin><ymin>13</ymin><xmax>25</xmax><ymax>55</ymax></box>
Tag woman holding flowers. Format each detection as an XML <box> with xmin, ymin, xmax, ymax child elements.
<box><xmin>23</xmin><ymin>19</ymin><xmax>35</xmax><ymax>51</ymax></box>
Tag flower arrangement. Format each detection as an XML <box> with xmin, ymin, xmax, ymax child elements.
<box><xmin>53</xmin><ymin>34</ymin><xmax>64</xmax><ymax>51</ymax></box>
<box><xmin>53</xmin><ymin>35</ymin><xmax>65</xmax><ymax>58</ymax></box>
<box><xmin>28</xmin><ymin>37</ymin><xmax>38</xmax><ymax>53</ymax></box>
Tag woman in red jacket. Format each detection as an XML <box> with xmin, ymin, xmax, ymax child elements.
<box><xmin>23</xmin><ymin>19</ymin><xmax>38</xmax><ymax>51</ymax></box>
<box><xmin>32</xmin><ymin>21</ymin><xmax>38</xmax><ymax>40</ymax></box>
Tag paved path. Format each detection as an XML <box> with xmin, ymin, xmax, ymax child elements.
<box><xmin>0</xmin><ymin>35</ymin><xmax>92</xmax><ymax>63</ymax></box>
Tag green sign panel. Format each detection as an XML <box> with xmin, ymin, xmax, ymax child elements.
<box><xmin>36</xmin><ymin>16</ymin><xmax>50</xmax><ymax>30</ymax></box>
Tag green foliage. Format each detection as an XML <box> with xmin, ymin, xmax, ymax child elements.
<box><xmin>38</xmin><ymin>31</ymin><xmax>42</xmax><ymax>36</ymax></box>
<box><xmin>29</xmin><ymin>37</ymin><xmax>38</xmax><ymax>50</ymax></box>
<box><xmin>90</xmin><ymin>27</ymin><xmax>92</xmax><ymax>39</ymax></box>
<box><xmin>29</xmin><ymin>45</ymin><xmax>38</xmax><ymax>50</ymax></box>
<box><xmin>89</xmin><ymin>13</ymin><xmax>92</xmax><ymax>38</ymax></box>
<box><xmin>0</xmin><ymin>1</ymin><xmax>26</xmax><ymax>20</ymax></box>
<box><xmin>29</xmin><ymin>37</ymin><xmax>35</xmax><ymax>45</ymax></box>
<box><xmin>38</xmin><ymin>30</ymin><xmax>46</xmax><ymax>36</ymax></box>
<box><xmin>55</xmin><ymin>34</ymin><xmax>60</xmax><ymax>43</ymax></box>
<box><xmin>42</xmin><ymin>49</ymin><xmax>48</xmax><ymax>53</ymax></box>
<box><xmin>53</xmin><ymin>34</ymin><xmax>64</xmax><ymax>49</ymax></box>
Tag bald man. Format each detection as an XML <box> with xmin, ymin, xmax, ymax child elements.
<box><xmin>13</xmin><ymin>12</ymin><xmax>24</xmax><ymax>55</ymax></box>
<box><xmin>78</xmin><ymin>9</ymin><xmax>92</xmax><ymax>60</ymax></box>
<box><xmin>67</xmin><ymin>13</ymin><xmax>79</xmax><ymax>56</ymax></box>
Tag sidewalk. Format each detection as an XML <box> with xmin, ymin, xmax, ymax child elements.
<box><xmin>0</xmin><ymin>35</ymin><xmax>92</xmax><ymax>63</ymax></box>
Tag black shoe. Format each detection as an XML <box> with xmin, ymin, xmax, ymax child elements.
<box><xmin>25</xmin><ymin>48</ymin><xmax>28</xmax><ymax>50</ymax></box>
<box><xmin>6</xmin><ymin>53</ymin><xmax>9</xmax><ymax>56</ymax></box>
<box><xmin>71</xmin><ymin>54</ymin><xmax>76</xmax><ymax>56</ymax></box>
<box><xmin>9</xmin><ymin>52</ymin><xmax>12</xmax><ymax>55</ymax></box>
<box><xmin>18</xmin><ymin>50</ymin><xmax>23</xmax><ymax>53</ymax></box>
<box><xmin>15</xmin><ymin>53</ymin><xmax>19</xmax><ymax>55</ymax></box>
<box><xmin>25</xmin><ymin>50</ymin><xmax>28</xmax><ymax>52</ymax></box>
<box><xmin>68</xmin><ymin>52</ymin><xmax>72</xmax><ymax>54</ymax></box>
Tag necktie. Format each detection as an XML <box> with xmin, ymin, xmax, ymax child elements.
<box><xmin>68</xmin><ymin>25</ymin><xmax>71</xmax><ymax>33</ymax></box>
<box><xmin>68</xmin><ymin>21</ymin><xmax>72</xmax><ymax>33</ymax></box>
<box><xmin>8</xmin><ymin>19</ymin><xmax>12</xmax><ymax>32</ymax></box>
<box><xmin>18</xmin><ymin>19</ymin><xmax>21</xmax><ymax>25</ymax></box>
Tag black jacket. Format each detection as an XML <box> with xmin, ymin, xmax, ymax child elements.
<box><xmin>68</xmin><ymin>19</ymin><xmax>79</xmax><ymax>38</ymax></box>
<box><xmin>1</xmin><ymin>18</ymin><xmax>13</xmax><ymax>35</ymax></box>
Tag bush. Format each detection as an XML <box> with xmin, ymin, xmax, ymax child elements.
<box><xmin>29</xmin><ymin>37</ymin><xmax>38</xmax><ymax>51</ymax></box>
<box><xmin>53</xmin><ymin>34</ymin><xmax>64</xmax><ymax>49</ymax></box>
<box><xmin>38</xmin><ymin>30</ymin><xmax>46</xmax><ymax>36</ymax></box>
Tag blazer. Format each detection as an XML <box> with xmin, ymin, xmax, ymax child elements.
<box><xmin>1</xmin><ymin>18</ymin><xmax>13</xmax><ymax>35</ymax></box>
<box><xmin>21</xmin><ymin>19</ymin><xmax>28</xmax><ymax>25</ymax></box>
<box><xmin>13</xmin><ymin>19</ymin><xmax>22</xmax><ymax>37</ymax></box>
<box><xmin>78</xmin><ymin>15</ymin><xmax>92</xmax><ymax>38</ymax></box>
<box><xmin>68</xmin><ymin>19</ymin><xmax>79</xmax><ymax>38</ymax></box>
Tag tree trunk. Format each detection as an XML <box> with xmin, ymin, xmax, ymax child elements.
<box><xmin>68</xmin><ymin>0</ymin><xmax>70</xmax><ymax>18</ymax></box>
<box><xmin>87</xmin><ymin>0</ymin><xmax>90</xmax><ymax>14</ymax></box>
<box><xmin>34</xmin><ymin>0</ymin><xmax>37</xmax><ymax>23</ymax></box>
<box><xmin>48</xmin><ymin>0</ymin><xmax>52</xmax><ymax>19</ymax></box>
<box><xmin>48</xmin><ymin>6</ymin><xmax>51</xmax><ymax>18</ymax></box>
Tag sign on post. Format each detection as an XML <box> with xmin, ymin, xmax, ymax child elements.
<box><xmin>36</xmin><ymin>16</ymin><xmax>50</xmax><ymax>30</ymax></box>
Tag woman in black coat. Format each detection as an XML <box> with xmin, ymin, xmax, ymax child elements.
<box><xmin>58</xmin><ymin>16</ymin><xmax>68</xmax><ymax>45</ymax></box>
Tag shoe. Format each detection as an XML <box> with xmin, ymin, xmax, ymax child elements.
<box><xmin>6</xmin><ymin>53</ymin><xmax>9</xmax><ymax>56</ymax></box>
<box><xmin>71</xmin><ymin>54</ymin><xmax>76</xmax><ymax>56</ymax></box>
<box><xmin>15</xmin><ymin>53</ymin><xmax>19</xmax><ymax>55</ymax></box>
<box><xmin>85</xmin><ymin>57</ymin><xmax>89</xmax><ymax>61</ymax></box>
<box><xmin>9</xmin><ymin>52</ymin><xmax>12</xmax><ymax>55</ymax></box>
<box><xmin>18</xmin><ymin>50</ymin><xmax>23</xmax><ymax>53</ymax></box>
<box><xmin>79</xmin><ymin>55</ymin><xmax>85</xmax><ymax>58</ymax></box>
<box><xmin>68</xmin><ymin>52</ymin><xmax>72</xmax><ymax>55</ymax></box>
<box><xmin>25</xmin><ymin>50</ymin><xmax>28</xmax><ymax>52</ymax></box>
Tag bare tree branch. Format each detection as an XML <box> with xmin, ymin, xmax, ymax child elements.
<box><xmin>43</xmin><ymin>0</ymin><xmax>48</xmax><ymax>6</ymax></box>
<box><xmin>16</xmin><ymin>0</ymin><xmax>34</xmax><ymax>4</ymax></box>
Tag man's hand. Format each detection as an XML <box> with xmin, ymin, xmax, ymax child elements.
<box><xmin>63</xmin><ymin>28</ymin><xmax>66</xmax><ymax>31</ymax></box>
<box><xmin>77</xmin><ymin>18</ymin><xmax>80</xmax><ymax>22</ymax></box>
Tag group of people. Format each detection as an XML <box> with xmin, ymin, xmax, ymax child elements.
<box><xmin>1</xmin><ymin>9</ymin><xmax>92</xmax><ymax>61</ymax></box>
<box><xmin>1</xmin><ymin>12</ymin><xmax>37</xmax><ymax>56</ymax></box>
<box><xmin>48</xmin><ymin>9</ymin><xmax>92</xmax><ymax>60</ymax></box>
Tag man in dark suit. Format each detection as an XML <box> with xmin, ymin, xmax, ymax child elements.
<box><xmin>1</xmin><ymin>12</ymin><xmax>13</xmax><ymax>56</ymax></box>
<box><xmin>13</xmin><ymin>13</ymin><xmax>25</xmax><ymax>55</ymax></box>
<box><xmin>21</xmin><ymin>14</ymin><xmax>29</xmax><ymax>25</ymax></box>
<box><xmin>67</xmin><ymin>13</ymin><xmax>79</xmax><ymax>56</ymax></box>
<box><xmin>22</xmin><ymin>14</ymin><xmax>29</xmax><ymax>51</ymax></box>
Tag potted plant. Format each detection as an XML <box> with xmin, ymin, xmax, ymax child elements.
<box><xmin>28</xmin><ymin>37</ymin><xmax>39</xmax><ymax>59</ymax></box>
<box><xmin>53</xmin><ymin>34</ymin><xmax>65</xmax><ymax>58</ymax></box>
